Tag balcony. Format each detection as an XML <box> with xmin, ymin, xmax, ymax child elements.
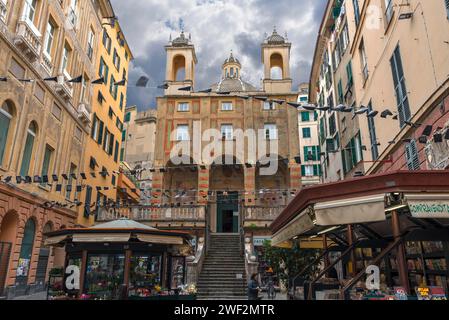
<box><xmin>14</xmin><ymin>17</ymin><xmax>42</xmax><ymax>62</ymax></box>
<box><xmin>243</xmin><ymin>206</ymin><xmax>286</xmax><ymax>226</ymax></box>
<box><xmin>77</xmin><ymin>103</ymin><xmax>91</xmax><ymax>124</ymax></box>
<box><xmin>96</xmin><ymin>206</ymin><xmax>207</xmax><ymax>223</ymax></box>
<box><xmin>0</xmin><ymin>0</ymin><xmax>7</xmax><ymax>24</ymax></box>
<box><xmin>55</xmin><ymin>72</ymin><xmax>73</xmax><ymax>101</ymax></box>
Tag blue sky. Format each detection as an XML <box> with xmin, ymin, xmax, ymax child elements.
<box><xmin>110</xmin><ymin>0</ymin><xmax>327</xmax><ymax>110</ymax></box>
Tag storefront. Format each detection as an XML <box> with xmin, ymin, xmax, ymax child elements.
<box><xmin>270</xmin><ymin>171</ymin><xmax>449</xmax><ymax>300</ymax></box>
<box><xmin>44</xmin><ymin>218</ymin><xmax>196</xmax><ymax>300</ymax></box>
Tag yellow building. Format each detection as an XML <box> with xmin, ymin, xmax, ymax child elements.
<box><xmin>77</xmin><ymin>6</ymin><xmax>133</xmax><ymax>226</ymax></box>
<box><xmin>0</xmin><ymin>0</ymin><xmax>116</xmax><ymax>298</ymax></box>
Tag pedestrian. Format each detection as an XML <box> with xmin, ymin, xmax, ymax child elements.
<box><xmin>248</xmin><ymin>273</ymin><xmax>260</xmax><ymax>300</ymax></box>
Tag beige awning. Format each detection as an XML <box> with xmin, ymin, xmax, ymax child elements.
<box><xmin>72</xmin><ymin>233</ymin><xmax>131</xmax><ymax>243</ymax></box>
<box><xmin>271</xmin><ymin>208</ymin><xmax>315</xmax><ymax>247</ymax></box>
<box><xmin>315</xmin><ymin>194</ymin><xmax>386</xmax><ymax>226</ymax></box>
<box><xmin>44</xmin><ymin>235</ymin><xmax>69</xmax><ymax>246</ymax></box>
<box><xmin>406</xmin><ymin>193</ymin><xmax>449</xmax><ymax>219</ymax></box>
<box><xmin>137</xmin><ymin>234</ymin><xmax>183</xmax><ymax>245</ymax></box>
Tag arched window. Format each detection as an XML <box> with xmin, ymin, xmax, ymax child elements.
<box><xmin>0</xmin><ymin>101</ymin><xmax>14</xmax><ymax>164</ymax></box>
<box><xmin>270</xmin><ymin>53</ymin><xmax>284</xmax><ymax>80</ymax></box>
<box><xmin>172</xmin><ymin>55</ymin><xmax>186</xmax><ymax>81</ymax></box>
<box><xmin>20</xmin><ymin>122</ymin><xmax>37</xmax><ymax>176</ymax></box>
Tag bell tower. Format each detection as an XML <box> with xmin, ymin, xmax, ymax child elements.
<box><xmin>261</xmin><ymin>27</ymin><xmax>292</xmax><ymax>93</ymax></box>
<box><xmin>165</xmin><ymin>31</ymin><xmax>198</xmax><ymax>95</ymax></box>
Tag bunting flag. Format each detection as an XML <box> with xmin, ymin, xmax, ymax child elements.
<box><xmin>198</xmin><ymin>88</ymin><xmax>212</xmax><ymax>93</ymax></box>
<box><xmin>178</xmin><ymin>86</ymin><xmax>192</xmax><ymax>91</ymax></box>
<box><xmin>157</xmin><ymin>83</ymin><xmax>169</xmax><ymax>89</ymax></box>
<box><xmin>136</xmin><ymin>76</ymin><xmax>150</xmax><ymax>87</ymax></box>
<box><xmin>114</xmin><ymin>79</ymin><xmax>126</xmax><ymax>86</ymax></box>
<box><xmin>43</xmin><ymin>76</ymin><xmax>58</xmax><ymax>82</ymax></box>
<box><xmin>91</xmin><ymin>77</ymin><xmax>105</xmax><ymax>84</ymax></box>
<box><xmin>67</xmin><ymin>75</ymin><xmax>83</xmax><ymax>83</ymax></box>
<box><xmin>0</xmin><ymin>77</ymin><xmax>7</xmax><ymax>82</ymax></box>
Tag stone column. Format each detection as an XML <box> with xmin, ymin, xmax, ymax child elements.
<box><xmin>198</xmin><ymin>167</ymin><xmax>209</xmax><ymax>206</ymax></box>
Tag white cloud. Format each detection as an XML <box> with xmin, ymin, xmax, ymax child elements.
<box><xmin>111</xmin><ymin>0</ymin><xmax>327</xmax><ymax>109</ymax></box>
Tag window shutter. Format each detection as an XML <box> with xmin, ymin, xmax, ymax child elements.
<box><xmin>20</xmin><ymin>134</ymin><xmax>34</xmax><ymax>176</ymax></box>
<box><xmin>98</xmin><ymin>120</ymin><xmax>104</xmax><ymax>145</ymax></box>
<box><xmin>342</xmin><ymin>150</ymin><xmax>347</xmax><ymax>174</ymax></box>
<box><xmin>91</xmin><ymin>113</ymin><xmax>97</xmax><ymax>138</ymax></box>
<box><xmin>313</xmin><ymin>165</ymin><xmax>318</xmax><ymax>176</ymax></box>
<box><xmin>114</xmin><ymin>141</ymin><xmax>119</xmax><ymax>162</ymax></box>
<box><xmin>84</xmin><ymin>186</ymin><xmax>92</xmax><ymax>218</ymax></box>
<box><xmin>301</xmin><ymin>165</ymin><xmax>306</xmax><ymax>177</ymax></box>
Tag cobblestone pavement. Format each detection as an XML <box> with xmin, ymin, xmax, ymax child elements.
<box><xmin>12</xmin><ymin>291</ymin><xmax>47</xmax><ymax>300</ymax></box>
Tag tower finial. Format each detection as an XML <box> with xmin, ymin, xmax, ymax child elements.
<box><xmin>273</xmin><ymin>25</ymin><xmax>277</xmax><ymax>33</ymax></box>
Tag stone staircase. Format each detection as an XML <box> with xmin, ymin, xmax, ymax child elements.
<box><xmin>197</xmin><ymin>234</ymin><xmax>247</xmax><ymax>300</ymax></box>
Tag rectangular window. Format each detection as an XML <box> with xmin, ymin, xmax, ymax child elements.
<box><xmin>120</xmin><ymin>148</ymin><xmax>124</xmax><ymax>162</ymax></box>
<box><xmin>346</xmin><ymin>61</ymin><xmax>353</xmax><ymax>87</ymax></box>
<box><xmin>103</xmin><ymin>128</ymin><xmax>110</xmax><ymax>153</ymax></box>
<box><xmin>121</xmin><ymin>129</ymin><xmax>126</xmax><ymax>142</ymax></box>
<box><xmin>221</xmin><ymin>124</ymin><xmax>234</xmax><ymax>140</ymax></box>
<box><xmin>302</xmin><ymin>127</ymin><xmax>311</xmax><ymax>138</ymax></box>
<box><xmin>329</xmin><ymin>113</ymin><xmax>337</xmax><ymax>136</ymax></box>
<box><xmin>264</xmin><ymin>124</ymin><xmax>278</xmax><ymax>140</ymax></box>
<box><xmin>109</xmin><ymin>134</ymin><xmax>114</xmax><ymax>156</ymax></box>
<box><xmin>110</xmin><ymin>75</ymin><xmax>117</xmax><ymax>99</ymax></box>
<box><xmin>359</xmin><ymin>39</ymin><xmax>369</xmax><ymax>82</ymax></box>
<box><xmin>178</xmin><ymin>103</ymin><xmax>189</xmax><ymax>112</ymax></box>
<box><xmin>353</xmin><ymin>0</ymin><xmax>361</xmax><ymax>26</ymax></box>
<box><xmin>124</xmin><ymin>112</ymin><xmax>131</xmax><ymax>123</ymax></box>
<box><xmin>221</xmin><ymin>102</ymin><xmax>233</xmax><ymax>111</ymax></box>
<box><xmin>303</xmin><ymin>165</ymin><xmax>314</xmax><ymax>177</ymax></box>
<box><xmin>91</xmin><ymin>114</ymin><xmax>99</xmax><ymax>140</ymax></box>
<box><xmin>68</xmin><ymin>0</ymin><xmax>78</xmax><ymax>27</ymax></box>
<box><xmin>80</xmin><ymin>74</ymin><xmax>88</xmax><ymax>103</ymax></box>
<box><xmin>113</xmin><ymin>49</ymin><xmax>121</xmax><ymax>70</ymax></box>
<box><xmin>337</xmin><ymin>80</ymin><xmax>344</xmax><ymax>104</ymax></box>
<box><xmin>405</xmin><ymin>140</ymin><xmax>420</xmax><ymax>171</ymax></box>
<box><xmin>102</xmin><ymin>28</ymin><xmax>111</xmax><ymax>54</ymax></box>
<box><xmin>20</xmin><ymin>128</ymin><xmax>35</xmax><ymax>176</ymax></box>
<box><xmin>52</xmin><ymin>103</ymin><xmax>62</xmax><ymax>120</ymax></box>
<box><xmin>390</xmin><ymin>45</ymin><xmax>411</xmax><ymax>128</ymax></box>
<box><xmin>87</xmin><ymin>28</ymin><xmax>95</xmax><ymax>60</ymax></box>
<box><xmin>176</xmin><ymin>125</ymin><xmax>189</xmax><ymax>141</ymax></box>
<box><xmin>44</xmin><ymin>20</ymin><xmax>56</xmax><ymax>57</ymax></box>
<box><xmin>384</xmin><ymin>0</ymin><xmax>394</xmax><ymax>24</ymax></box>
<box><xmin>62</xmin><ymin>43</ymin><xmax>72</xmax><ymax>75</ymax></box>
<box><xmin>263</xmin><ymin>101</ymin><xmax>275</xmax><ymax>110</ymax></box>
<box><xmin>23</xmin><ymin>0</ymin><xmax>37</xmax><ymax>23</ymax></box>
<box><xmin>367</xmin><ymin>101</ymin><xmax>379</xmax><ymax>160</ymax></box>
<box><xmin>446</xmin><ymin>0</ymin><xmax>449</xmax><ymax>19</ymax></box>
<box><xmin>301</xmin><ymin>112</ymin><xmax>310</xmax><ymax>122</ymax></box>
<box><xmin>41</xmin><ymin>145</ymin><xmax>53</xmax><ymax>186</ymax></box>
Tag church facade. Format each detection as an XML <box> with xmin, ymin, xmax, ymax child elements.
<box><xmin>147</xmin><ymin>30</ymin><xmax>301</xmax><ymax>240</ymax></box>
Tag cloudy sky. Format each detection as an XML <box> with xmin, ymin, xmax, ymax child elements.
<box><xmin>110</xmin><ymin>0</ymin><xmax>327</xmax><ymax>111</ymax></box>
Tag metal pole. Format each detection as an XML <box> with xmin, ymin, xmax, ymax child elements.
<box><xmin>347</xmin><ymin>225</ymin><xmax>356</xmax><ymax>277</ymax></box>
<box><xmin>78</xmin><ymin>250</ymin><xmax>88</xmax><ymax>297</ymax></box>
<box><xmin>122</xmin><ymin>249</ymin><xmax>132</xmax><ymax>299</ymax></box>
<box><xmin>391</xmin><ymin>210</ymin><xmax>410</xmax><ymax>294</ymax></box>
<box><xmin>323</xmin><ymin>235</ymin><xmax>330</xmax><ymax>269</ymax></box>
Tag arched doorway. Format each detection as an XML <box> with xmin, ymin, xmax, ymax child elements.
<box><xmin>15</xmin><ymin>218</ymin><xmax>36</xmax><ymax>296</ymax></box>
<box><xmin>35</xmin><ymin>221</ymin><xmax>53</xmax><ymax>292</ymax></box>
<box><xmin>0</xmin><ymin>211</ymin><xmax>19</xmax><ymax>296</ymax></box>
<box><xmin>210</xmin><ymin>156</ymin><xmax>244</xmax><ymax>233</ymax></box>
<box><xmin>172</xmin><ymin>55</ymin><xmax>186</xmax><ymax>81</ymax></box>
<box><xmin>270</xmin><ymin>53</ymin><xmax>284</xmax><ymax>80</ymax></box>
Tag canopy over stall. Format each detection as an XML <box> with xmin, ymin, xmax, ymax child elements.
<box><xmin>271</xmin><ymin>171</ymin><xmax>449</xmax><ymax>247</ymax></box>
<box><xmin>45</xmin><ymin>218</ymin><xmax>191</xmax><ymax>246</ymax></box>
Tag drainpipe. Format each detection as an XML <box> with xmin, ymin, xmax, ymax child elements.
<box><xmin>391</xmin><ymin>210</ymin><xmax>410</xmax><ymax>294</ymax></box>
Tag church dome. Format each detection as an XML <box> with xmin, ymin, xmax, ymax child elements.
<box><xmin>266</xmin><ymin>27</ymin><xmax>285</xmax><ymax>45</ymax></box>
<box><xmin>211</xmin><ymin>78</ymin><xmax>257</xmax><ymax>93</ymax></box>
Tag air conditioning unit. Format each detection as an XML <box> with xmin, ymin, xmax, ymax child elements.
<box><xmin>77</xmin><ymin>103</ymin><xmax>91</xmax><ymax>124</ymax></box>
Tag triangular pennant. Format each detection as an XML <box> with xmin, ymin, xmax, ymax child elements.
<box><xmin>136</xmin><ymin>76</ymin><xmax>150</xmax><ymax>87</ymax></box>
<box><xmin>91</xmin><ymin>77</ymin><xmax>105</xmax><ymax>84</ymax></box>
<box><xmin>43</xmin><ymin>76</ymin><xmax>58</xmax><ymax>82</ymax></box>
<box><xmin>178</xmin><ymin>86</ymin><xmax>192</xmax><ymax>91</ymax></box>
<box><xmin>114</xmin><ymin>79</ymin><xmax>126</xmax><ymax>86</ymax></box>
<box><xmin>157</xmin><ymin>83</ymin><xmax>169</xmax><ymax>89</ymax></box>
<box><xmin>67</xmin><ymin>75</ymin><xmax>83</xmax><ymax>83</ymax></box>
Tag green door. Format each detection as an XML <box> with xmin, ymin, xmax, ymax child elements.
<box><xmin>217</xmin><ymin>192</ymin><xmax>239</xmax><ymax>233</ymax></box>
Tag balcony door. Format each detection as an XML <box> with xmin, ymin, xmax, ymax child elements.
<box><xmin>216</xmin><ymin>192</ymin><xmax>239</xmax><ymax>233</ymax></box>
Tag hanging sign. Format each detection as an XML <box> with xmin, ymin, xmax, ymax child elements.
<box><xmin>408</xmin><ymin>200</ymin><xmax>449</xmax><ymax>218</ymax></box>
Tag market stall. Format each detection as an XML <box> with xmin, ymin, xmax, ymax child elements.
<box><xmin>271</xmin><ymin>171</ymin><xmax>449</xmax><ymax>300</ymax></box>
<box><xmin>44</xmin><ymin>218</ymin><xmax>197</xmax><ymax>300</ymax></box>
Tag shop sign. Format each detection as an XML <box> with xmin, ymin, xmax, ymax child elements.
<box><xmin>409</xmin><ymin>200</ymin><xmax>449</xmax><ymax>218</ymax></box>
<box><xmin>430</xmin><ymin>287</ymin><xmax>447</xmax><ymax>300</ymax></box>
<box><xmin>253</xmin><ymin>237</ymin><xmax>270</xmax><ymax>247</ymax></box>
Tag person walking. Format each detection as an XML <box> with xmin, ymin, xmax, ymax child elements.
<box><xmin>248</xmin><ymin>273</ymin><xmax>260</xmax><ymax>300</ymax></box>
